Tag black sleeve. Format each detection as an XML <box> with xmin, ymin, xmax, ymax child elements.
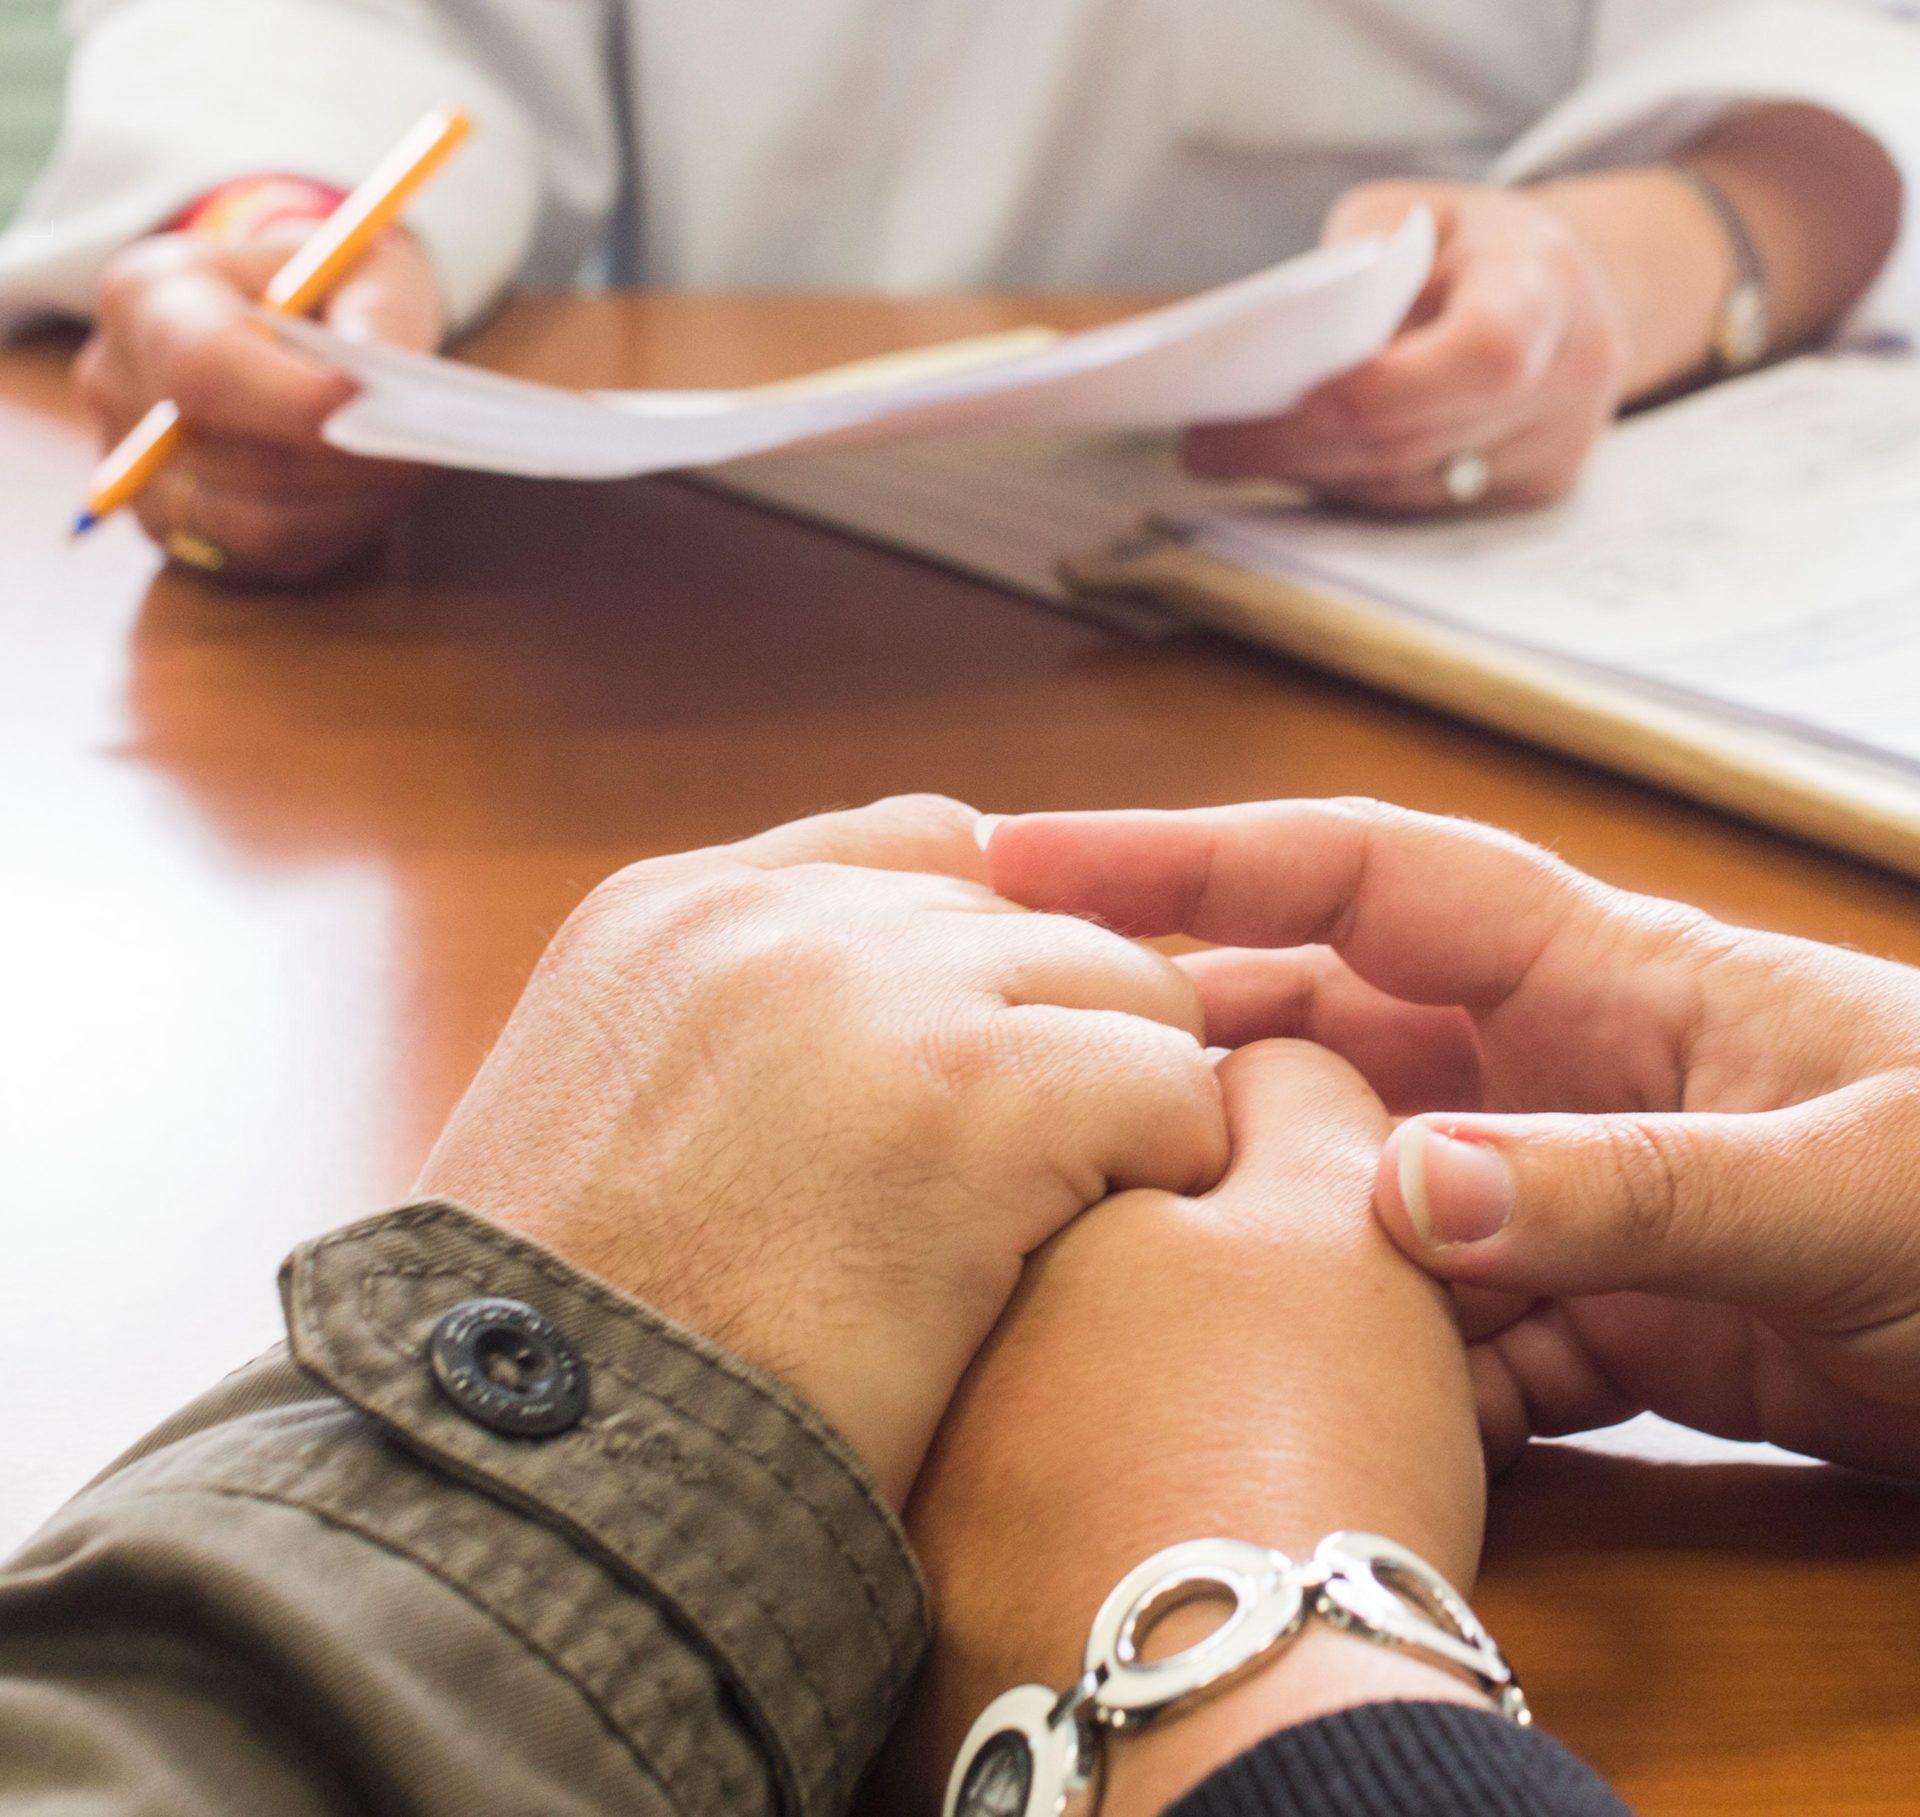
<box><xmin>1166</xmin><ymin>1701</ymin><xmax>1632</xmax><ymax>1817</ymax></box>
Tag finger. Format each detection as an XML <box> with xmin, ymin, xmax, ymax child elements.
<box><xmin>1467</xmin><ymin>1342</ymin><xmax>1534</xmax><ymax>1475</ymax></box>
<box><xmin>1183</xmin><ymin>411</ymin><xmax>1517</xmax><ymax>490</ymax></box>
<box><xmin>967</xmin><ymin>911</ymin><xmax>1205</xmax><ymax>1040</ymax></box>
<box><xmin>985</xmin><ymin>798</ymin><xmax>1654</xmax><ymax>1014</ymax></box>
<box><xmin>322</xmin><ymin>232</ymin><xmax>445</xmax><ymax>351</ymax></box>
<box><xmin>172</xmin><ymin>432</ymin><xmax>420</xmax><ymax>508</ymax></box>
<box><xmin>1321</xmin><ymin>182</ymin><xmax>1454</xmax><ymax>249</ymax></box>
<box><xmin>101</xmin><ymin>255</ymin><xmax>353</xmax><ymax>445</ymax></box>
<box><xmin>1466</xmin><ymin>1297</ymin><xmax>1653</xmax><ymax>1475</ymax></box>
<box><xmin>1451</xmin><ymin>1282</ymin><xmax>1538</xmax><ymax>1344</ymax></box>
<box><xmin>1205</xmin><ymin>1037</ymin><xmax>1390</xmax><ymax>1204</ymax></box>
<box><xmin>72</xmin><ymin>332</ymin><xmax>144</xmax><ymax>439</ymax></box>
<box><xmin>1489</xmin><ymin>1290</ymin><xmax>1920</xmax><ymax>1479</ymax></box>
<box><xmin>139</xmin><ymin>457</ymin><xmax>403</xmax><ymax>581</ymax></box>
<box><xmin>1323</xmin><ymin>412</ymin><xmax>1595</xmax><ymax>517</ymax></box>
<box><xmin>999</xmin><ymin>1006</ymin><xmax>1228</xmax><ymax>1207</ymax></box>
<box><xmin>1178</xmin><ymin>945</ymin><xmax>1481</xmax><ymax>1113</ymax></box>
<box><xmin>733</xmin><ymin>794</ymin><xmax>991</xmax><ymax>885</ymax></box>
<box><xmin>1374</xmin><ymin>1076</ymin><xmax>1920</xmax><ymax>1358</ymax></box>
<box><xmin>1306</xmin><ymin>249</ymin><xmax>1571</xmax><ymax>440</ymax></box>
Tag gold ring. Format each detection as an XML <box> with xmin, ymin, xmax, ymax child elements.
<box><xmin>161</xmin><ymin>472</ymin><xmax>228</xmax><ymax>572</ymax></box>
<box><xmin>163</xmin><ymin>529</ymin><xmax>229</xmax><ymax>572</ymax></box>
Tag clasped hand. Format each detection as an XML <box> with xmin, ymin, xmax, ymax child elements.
<box><xmin>420</xmin><ymin>790</ymin><xmax>1920</xmax><ymax>1814</ymax></box>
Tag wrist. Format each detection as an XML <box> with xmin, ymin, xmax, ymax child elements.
<box><xmin>909</xmin><ymin>1185</ymin><xmax>1487</xmax><ymax>1687</ymax></box>
<box><xmin>1107</xmin><ymin>1626</ymin><xmax>1492</xmax><ymax>1817</ymax></box>
<box><xmin>938</xmin><ymin>1529</ymin><xmax>1514</xmax><ymax>1817</ymax></box>
<box><xmin>1530</xmin><ymin>166</ymin><xmax>1732</xmax><ymax>401</ymax></box>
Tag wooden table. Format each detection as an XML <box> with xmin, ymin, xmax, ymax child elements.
<box><xmin>6</xmin><ymin>296</ymin><xmax>1920</xmax><ymax>1813</ymax></box>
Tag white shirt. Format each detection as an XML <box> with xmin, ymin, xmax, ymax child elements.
<box><xmin>4</xmin><ymin>0</ymin><xmax>1919</xmax><ymax>339</ymax></box>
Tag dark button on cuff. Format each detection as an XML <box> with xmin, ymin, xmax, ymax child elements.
<box><xmin>428</xmin><ymin>1296</ymin><xmax>588</xmax><ymax>1437</ymax></box>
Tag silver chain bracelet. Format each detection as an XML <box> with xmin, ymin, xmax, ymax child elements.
<box><xmin>943</xmin><ymin>1531</ymin><xmax>1529</xmax><ymax>1817</ymax></box>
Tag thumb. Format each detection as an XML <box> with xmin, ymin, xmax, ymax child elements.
<box><xmin>323</xmin><ymin>233</ymin><xmax>444</xmax><ymax>350</ymax></box>
<box><xmin>1374</xmin><ymin>1077</ymin><xmax>1920</xmax><ymax>1331</ymax></box>
<box><xmin>1322</xmin><ymin>181</ymin><xmax>1451</xmax><ymax>247</ymax></box>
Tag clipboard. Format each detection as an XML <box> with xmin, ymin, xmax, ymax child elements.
<box><xmin>1065</xmin><ymin>535</ymin><xmax>1920</xmax><ymax>882</ymax></box>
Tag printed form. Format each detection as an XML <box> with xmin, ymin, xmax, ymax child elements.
<box><xmin>1187</xmin><ymin>355</ymin><xmax>1920</xmax><ymax>773</ymax></box>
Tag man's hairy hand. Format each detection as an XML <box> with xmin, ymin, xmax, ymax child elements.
<box><xmin>418</xmin><ymin>796</ymin><xmax>1229</xmax><ymax>1505</ymax></box>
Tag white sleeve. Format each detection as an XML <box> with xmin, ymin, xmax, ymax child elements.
<box><xmin>1490</xmin><ymin>0</ymin><xmax>1920</xmax><ymax>345</ymax></box>
<box><xmin>0</xmin><ymin>0</ymin><xmax>617</xmax><ymax>336</ymax></box>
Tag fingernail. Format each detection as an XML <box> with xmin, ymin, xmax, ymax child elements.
<box><xmin>1205</xmin><ymin>1045</ymin><xmax>1231</xmax><ymax>1066</ymax></box>
<box><xmin>1397</xmin><ymin>1124</ymin><xmax>1513</xmax><ymax>1247</ymax></box>
<box><xmin>973</xmin><ymin>814</ymin><xmax>1004</xmax><ymax>854</ymax></box>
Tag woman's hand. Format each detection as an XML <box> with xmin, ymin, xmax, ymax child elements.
<box><xmin>75</xmin><ymin>224</ymin><xmax>442</xmax><ymax>582</ymax></box>
<box><xmin>1184</xmin><ymin>182</ymin><xmax>1632</xmax><ymax>513</ymax></box>
<box><xmin>1184</xmin><ymin>109</ymin><xmax>1899</xmax><ymax>515</ymax></box>
<box><xmin>985</xmin><ymin>800</ymin><xmax>1920</xmax><ymax>1479</ymax></box>
<box><xmin>416</xmin><ymin>795</ymin><xmax>1229</xmax><ymax>1509</ymax></box>
<box><xmin>870</xmin><ymin>1040</ymin><xmax>1485</xmax><ymax>1817</ymax></box>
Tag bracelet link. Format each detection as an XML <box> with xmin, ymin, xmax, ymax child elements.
<box><xmin>944</xmin><ymin>1531</ymin><xmax>1528</xmax><ymax>1817</ymax></box>
<box><xmin>1308</xmin><ymin>1532</ymin><xmax>1531</xmax><ymax>1728</ymax></box>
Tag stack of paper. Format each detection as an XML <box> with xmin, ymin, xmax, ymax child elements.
<box><xmin>275</xmin><ymin>214</ymin><xmax>1435</xmax><ymax>478</ymax></box>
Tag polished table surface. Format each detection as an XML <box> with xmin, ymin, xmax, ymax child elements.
<box><xmin>7</xmin><ymin>295</ymin><xmax>1920</xmax><ymax>1812</ymax></box>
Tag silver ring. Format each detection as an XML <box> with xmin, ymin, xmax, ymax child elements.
<box><xmin>1441</xmin><ymin>449</ymin><xmax>1492</xmax><ymax>508</ymax></box>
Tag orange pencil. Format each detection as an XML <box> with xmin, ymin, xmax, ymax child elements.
<box><xmin>71</xmin><ymin>105</ymin><xmax>472</xmax><ymax>538</ymax></box>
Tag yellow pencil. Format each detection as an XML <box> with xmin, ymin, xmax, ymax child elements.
<box><xmin>71</xmin><ymin>105</ymin><xmax>472</xmax><ymax>538</ymax></box>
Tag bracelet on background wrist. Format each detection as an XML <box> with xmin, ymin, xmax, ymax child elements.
<box><xmin>1664</xmin><ymin>163</ymin><xmax>1772</xmax><ymax>375</ymax></box>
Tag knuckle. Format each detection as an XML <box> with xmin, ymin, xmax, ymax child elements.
<box><xmin>551</xmin><ymin>865</ymin><xmax>846</xmax><ymax>1011</ymax></box>
<box><xmin>1323</xmin><ymin>795</ymin><xmax>1423</xmax><ymax>839</ymax></box>
<box><xmin>71</xmin><ymin>337</ymin><xmax>112</xmax><ymax>409</ymax></box>
<box><xmin>568</xmin><ymin>862</ymin><xmax>754</xmax><ymax>958</ymax></box>
<box><xmin>1330</xmin><ymin>180</ymin><xmax>1426</xmax><ymax>228</ymax></box>
<box><xmin>163</xmin><ymin>333</ymin><xmax>238</xmax><ymax>425</ymax></box>
<box><xmin>1600</xmin><ymin>1118</ymin><xmax>1693</xmax><ymax>1251</ymax></box>
<box><xmin>864</xmin><ymin>791</ymin><xmax>979</xmax><ymax>839</ymax></box>
<box><xmin>94</xmin><ymin>242</ymin><xmax>166</xmax><ymax>322</ymax></box>
<box><xmin>1113</xmin><ymin>1015</ymin><xmax>1216</xmax><ymax>1110</ymax></box>
<box><xmin>1127</xmin><ymin>1029</ymin><xmax>1229</xmax><ymax>1170</ymax></box>
<box><xmin>1473</xmin><ymin>327</ymin><xmax>1532</xmax><ymax>398</ymax></box>
<box><xmin>94</xmin><ymin>255</ymin><xmax>142</xmax><ymax>324</ymax></box>
<box><xmin>919</xmin><ymin>1008</ymin><xmax>1015</xmax><ymax>1100</ymax></box>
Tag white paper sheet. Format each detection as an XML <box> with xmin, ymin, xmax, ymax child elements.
<box><xmin>1181</xmin><ymin>353</ymin><xmax>1920</xmax><ymax>774</ymax></box>
<box><xmin>269</xmin><ymin>212</ymin><xmax>1435</xmax><ymax>480</ymax></box>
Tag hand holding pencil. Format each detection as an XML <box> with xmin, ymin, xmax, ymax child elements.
<box><xmin>71</xmin><ymin>108</ymin><xmax>467</xmax><ymax>584</ymax></box>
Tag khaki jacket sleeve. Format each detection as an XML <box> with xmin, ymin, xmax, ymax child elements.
<box><xmin>0</xmin><ymin>1200</ymin><xmax>929</xmax><ymax>1817</ymax></box>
